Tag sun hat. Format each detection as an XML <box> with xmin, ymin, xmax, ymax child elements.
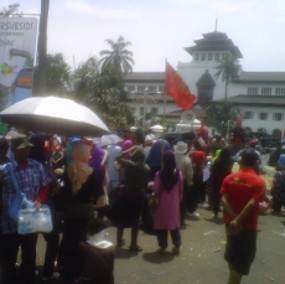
<box><xmin>11</xmin><ymin>134</ymin><xmax>33</xmax><ymax>150</ymax></box>
<box><xmin>174</xmin><ymin>141</ymin><xmax>188</xmax><ymax>155</ymax></box>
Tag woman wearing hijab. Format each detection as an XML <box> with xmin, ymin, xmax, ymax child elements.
<box><xmin>152</xmin><ymin>149</ymin><xmax>183</xmax><ymax>255</ymax></box>
<box><xmin>115</xmin><ymin>146</ymin><xmax>150</xmax><ymax>252</ymax></box>
<box><xmin>209</xmin><ymin>147</ymin><xmax>233</xmax><ymax>219</ymax></box>
<box><xmin>61</xmin><ymin>141</ymin><xmax>106</xmax><ymax>283</ymax></box>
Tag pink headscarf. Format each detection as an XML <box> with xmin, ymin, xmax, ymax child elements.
<box><xmin>121</xmin><ymin>139</ymin><xmax>134</xmax><ymax>159</ymax></box>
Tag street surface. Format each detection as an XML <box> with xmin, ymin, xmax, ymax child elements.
<box><xmin>35</xmin><ymin>206</ymin><xmax>285</xmax><ymax>284</ymax></box>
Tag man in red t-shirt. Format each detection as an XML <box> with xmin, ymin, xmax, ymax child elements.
<box><xmin>220</xmin><ymin>149</ymin><xmax>265</xmax><ymax>284</ymax></box>
<box><xmin>188</xmin><ymin>140</ymin><xmax>207</xmax><ymax>216</ymax></box>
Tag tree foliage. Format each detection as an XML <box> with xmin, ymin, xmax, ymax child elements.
<box><xmin>205</xmin><ymin>102</ymin><xmax>238</xmax><ymax>136</ymax></box>
<box><xmin>33</xmin><ymin>53</ymin><xmax>71</xmax><ymax>96</ymax></box>
<box><xmin>215</xmin><ymin>54</ymin><xmax>240</xmax><ymax>101</ymax></box>
<box><xmin>99</xmin><ymin>35</ymin><xmax>134</xmax><ymax>80</ymax></box>
<box><xmin>0</xmin><ymin>3</ymin><xmax>20</xmax><ymax>17</ymax></box>
<box><xmin>73</xmin><ymin>56</ymin><xmax>135</xmax><ymax>129</ymax></box>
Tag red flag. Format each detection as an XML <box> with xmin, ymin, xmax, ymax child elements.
<box><xmin>165</xmin><ymin>61</ymin><xmax>196</xmax><ymax>109</ymax></box>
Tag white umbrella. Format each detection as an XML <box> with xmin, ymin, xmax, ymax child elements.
<box><xmin>100</xmin><ymin>134</ymin><xmax>123</xmax><ymax>146</ymax></box>
<box><xmin>150</xmin><ymin>124</ymin><xmax>164</xmax><ymax>132</ymax></box>
<box><xmin>0</xmin><ymin>96</ymin><xmax>110</xmax><ymax>136</ymax></box>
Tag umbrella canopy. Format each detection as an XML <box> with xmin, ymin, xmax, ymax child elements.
<box><xmin>0</xmin><ymin>96</ymin><xmax>110</xmax><ymax>136</ymax></box>
<box><xmin>101</xmin><ymin>134</ymin><xmax>123</xmax><ymax>146</ymax></box>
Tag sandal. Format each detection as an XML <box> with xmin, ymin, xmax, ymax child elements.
<box><xmin>129</xmin><ymin>245</ymin><xmax>142</xmax><ymax>252</ymax></box>
<box><xmin>116</xmin><ymin>239</ymin><xmax>126</xmax><ymax>248</ymax></box>
<box><xmin>156</xmin><ymin>248</ymin><xmax>167</xmax><ymax>254</ymax></box>
<box><xmin>172</xmin><ymin>246</ymin><xmax>180</xmax><ymax>255</ymax></box>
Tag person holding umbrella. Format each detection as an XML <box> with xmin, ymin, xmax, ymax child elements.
<box><xmin>60</xmin><ymin>140</ymin><xmax>107</xmax><ymax>283</ymax></box>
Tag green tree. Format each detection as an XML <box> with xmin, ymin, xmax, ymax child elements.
<box><xmin>33</xmin><ymin>53</ymin><xmax>71</xmax><ymax>96</ymax></box>
<box><xmin>215</xmin><ymin>54</ymin><xmax>240</xmax><ymax>101</ymax></box>
<box><xmin>99</xmin><ymin>35</ymin><xmax>134</xmax><ymax>80</ymax></box>
<box><xmin>73</xmin><ymin>56</ymin><xmax>134</xmax><ymax>129</ymax></box>
<box><xmin>72</xmin><ymin>56</ymin><xmax>100</xmax><ymax>103</ymax></box>
<box><xmin>37</xmin><ymin>0</ymin><xmax>50</xmax><ymax>95</ymax></box>
<box><xmin>0</xmin><ymin>3</ymin><xmax>20</xmax><ymax>17</ymax></box>
<box><xmin>205</xmin><ymin>101</ymin><xmax>238</xmax><ymax>136</ymax></box>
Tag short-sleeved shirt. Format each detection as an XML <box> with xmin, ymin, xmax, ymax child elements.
<box><xmin>0</xmin><ymin>159</ymin><xmax>50</xmax><ymax>234</ymax></box>
<box><xmin>191</xmin><ymin>150</ymin><xmax>206</xmax><ymax>177</ymax></box>
<box><xmin>220</xmin><ymin>168</ymin><xmax>265</xmax><ymax>231</ymax></box>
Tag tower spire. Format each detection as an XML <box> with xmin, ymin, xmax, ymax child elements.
<box><xmin>215</xmin><ymin>18</ymin><xmax>218</xmax><ymax>32</ymax></box>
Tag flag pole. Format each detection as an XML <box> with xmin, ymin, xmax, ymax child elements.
<box><xmin>163</xmin><ymin>59</ymin><xmax>167</xmax><ymax>129</ymax></box>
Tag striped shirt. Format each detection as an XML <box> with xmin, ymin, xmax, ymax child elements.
<box><xmin>0</xmin><ymin>159</ymin><xmax>50</xmax><ymax>234</ymax></box>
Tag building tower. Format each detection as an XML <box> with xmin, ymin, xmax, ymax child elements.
<box><xmin>177</xmin><ymin>31</ymin><xmax>243</xmax><ymax>105</ymax></box>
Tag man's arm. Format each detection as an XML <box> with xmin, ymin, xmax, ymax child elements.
<box><xmin>222</xmin><ymin>193</ymin><xmax>257</xmax><ymax>235</ymax></box>
<box><xmin>221</xmin><ymin>194</ymin><xmax>237</xmax><ymax>220</ymax></box>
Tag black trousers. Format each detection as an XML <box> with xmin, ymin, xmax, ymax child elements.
<box><xmin>156</xmin><ymin>228</ymin><xmax>181</xmax><ymax>249</ymax></box>
<box><xmin>180</xmin><ymin>180</ymin><xmax>191</xmax><ymax>225</ymax></box>
<box><xmin>42</xmin><ymin>210</ymin><xmax>64</xmax><ymax>277</ymax></box>
<box><xmin>188</xmin><ymin>175</ymin><xmax>204</xmax><ymax>213</ymax></box>
<box><xmin>1</xmin><ymin>232</ymin><xmax>38</xmax><ymax>284</ymax></box>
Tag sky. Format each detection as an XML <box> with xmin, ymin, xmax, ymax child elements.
<box><xmin>2</xmin><ymin>0</ymin><xmax>285</xmax><ymax>72</ymax></box>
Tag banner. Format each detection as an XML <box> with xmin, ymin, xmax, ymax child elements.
<box><xmin>0</xmin><ymin>17</ymin><xmax>38</xmax><ymax>108</ymax></box>
<box><xmin>165</xmin><ymin>61</ymin><xmax>196</xmax><ymax>110</ymax></box>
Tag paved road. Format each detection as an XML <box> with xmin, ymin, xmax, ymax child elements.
<box><xmin>35</xmin><ymin>206</ymin><xmax>285</xmax><ymax>284</ymax></box>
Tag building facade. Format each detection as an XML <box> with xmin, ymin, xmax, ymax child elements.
<box><xmin>125</xmin><ymin>30</ymin><xmax>285</xmax><ymax>139</ymax></box>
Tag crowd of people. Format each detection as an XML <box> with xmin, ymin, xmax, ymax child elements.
<box><xmin>0</xmin><ymin>124</ymin><xmax>283</xmax><ymax>284</ymax></box>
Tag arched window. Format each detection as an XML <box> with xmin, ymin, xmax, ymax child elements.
<box><xmin>257</xmin><ymin>128</ymin><xmax>266</xmax><ymax>133</ymax></box>
<box><xmin>272</xmin><ymin>129</ymin><xmax>282</xmax><ymax>138</ymax></box>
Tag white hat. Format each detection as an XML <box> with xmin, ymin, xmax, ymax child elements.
<box><xmin>145</xmin><ymin>134</ymin><xmax>155</xmax><ymax>143</ymax></box>
<box><xmin>174</xmin><ymin>141</ymin><xmax>188</xmax><ymax>155</ymax></box>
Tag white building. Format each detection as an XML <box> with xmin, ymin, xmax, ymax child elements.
<box><xmin>125</xmin><ymin>30</ymin><xmax>285</xmax><ymax>142</ymax></box>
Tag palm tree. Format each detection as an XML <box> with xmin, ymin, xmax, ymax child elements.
<box><xmin>215</xmin><ymin>54</ymin><xmax>240</xmax><ymax>101</ymax></box>
<box><xmin>99</xmin><ymin>36</ymin><xmax>134</xmax><ymax>79</ymax></box>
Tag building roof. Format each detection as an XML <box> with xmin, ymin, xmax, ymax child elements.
<box><xmin>234</xmin><ymin>71</ymin><xmax>285</xmax><ymax>83</ymax></box>
<box><xmin>215</xmin><ymin>95</ymin><xmax>285</xmax><ymax>106</ymax></box>
<box><xmin>185</xmin><ymin>31</ymin><xmax>243</xmax><ymax>58</ymax></box>
<box><xmin>124</xmin><ymin>70</ymin><xmax>285</xmax><ymax>84</ymax></box>
<box><xmin>125</xmin><ymin>72</ymin><xmax>165</xmax><ymax>82</ymax></box>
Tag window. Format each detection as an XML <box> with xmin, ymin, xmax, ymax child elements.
<box><xmin>244</xmin><ymin>111</ymin><xmax>253</xmax><ymax>119</ymax></box>
<box><xmin>275</xmin><ymin>88</ymin><xmax>285</xmax><ymax>96</ymax></box>
<box><xmin>151</xmin><ymin>108</ymin><xmax>158</xmax><ymax>115</ymax></box>
<box><xmin>138</xmin><ymin>85</ymin><xmax>147</xmax><ymax>93</ymax></box>
<box><xmin>158</xmin><ymin>86</ymin><xmax>164</xmax><ymax>93</ymax></box>
<box><xmin>261</xmin><ymin>87</ymin><xmax>272</xmax><ymax>95</ymax></box>
<box><xmin>148</xmin><ymin>86</ymin><xmax>156</xmax><ymax>93</ymax></box>
<box><xmin>247</xmin><ymin>87</ymin><xmax>258</xmax><ymax>95</ymax></box>
<box><xmin>273</xmin><ymin>113</ymin><xmax>283</xmax><ymax>121</ymax></box>
<box><xmin>194</xmin><ymin>53</ymin><xmax>199</xmax><ymax>61</ymax></box>
<box><xmin>201</xmin><ymin>53</ymin><xmax>206</xmax><ymax>61</ymax></box>
<box><xmin>139</xmin><ymin>107</ymin><xmax>144</xmax><ymax>116</ymax></box>
<box><xmin>215</xmin><ymin>53</ymin><xmax>220</xmax><ymax>61</ymax></box>
<box><xmin>208</xmin><ymin>53</ymin><xmax>213</xmax><ymax>61</ymax></box>
<box><xmin>127</xmin><ymin>85</ymin><xmax>136</xmax><ymax>92</ymax></box>
<box><xmin>259</xmin><ymin>112</ymin><xmax>268</xmax><ymax>120</ymax></box>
